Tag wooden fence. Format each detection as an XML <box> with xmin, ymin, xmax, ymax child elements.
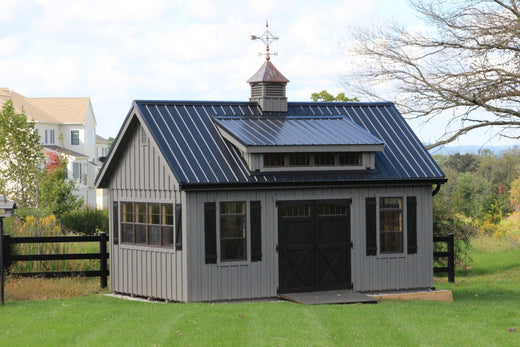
<box><xmin>2</xmin><ymin>232</ymin><xmax>109</xmax><ymax>288</ymax></box>
<box><xmin>433</xmin><ymin>233</ymin><xmax>455</xmax><ymax>283</ymax></box>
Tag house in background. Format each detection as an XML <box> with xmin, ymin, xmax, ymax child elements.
<box><xmin>0</xmin><ymin>88</ymin><xmax>103</xmax><ymax>208</ymax></box>
<box><xmin>96</xmin><ymin>53</ymin><xmax>447</xmax><ymax>302</ymax></box>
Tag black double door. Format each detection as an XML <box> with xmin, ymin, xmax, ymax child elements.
<box><xmin>277</xmin><ymin>200</ymin><xmax>352</xmax><ymax>293</ymax></box>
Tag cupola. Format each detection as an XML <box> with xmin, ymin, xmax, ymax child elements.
<box><xmin>249</xmin><ymin>22</ymin><xmax>290</xmax><ymax>113</ymax></box>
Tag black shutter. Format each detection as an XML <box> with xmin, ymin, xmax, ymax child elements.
<box><xmin>112</xmin><ymin>201</ymin><xmax>119</xmax><ymax>245</ymax></box>
<box><xmin>175</xmin><ymin>204</ymin><xmax>182</xmax><ymax>251</ymax></box>
<box><xmin>204</xmin><ymin>202</ymin><xmax>217</xmax><ymax>264</ymax></box>
<box><xmin>250</xmin><ymin>201</ymin><xmax>262</xmax><ymax>262</ymax></box>
<box><xmin>366</xmin><ymin>197</ymin><xmax>377</xmax><ymax>256</ymax></box>
<box><xmin>407</xmin><ymin>196</ymin><xmax>418</xmax><ymax>254</ymax></box>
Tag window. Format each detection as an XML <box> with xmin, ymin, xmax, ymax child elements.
<box><xmin>288</xmin><ymin>154</ymin><xmax>310</xmax><ymax>166</ymax></box>
<box><xmin>338</xmin><ymin>153</ymin><xmax>362</xmax><ymax>166</ymax></box>
<box><xmin>263</xmin><ymin>152</ymin><xmax>363</xmax><ymax>169</ymax></box>
<box><xmin>120</xmin><ymin>202</ymin><xmax>175</xmax><ymax>247</ymax></box>
<box><xmin>72</xmin><ymin>162</ymin><xmax>82</xmax><ymax>180</ymax></box>
<box><xmin>379</xmin><ymin>197</ymin><xmax>403</xmax><ymax>254</ymax></box>
<box><xmin>45</xmin><ymin>130</ymin><xmax>48</xmax><ymax>144</ymax></box>
<box><xmin>49</xmin><ymin>130</ymin><xmax>55</xmax><ymax>144</ymax></box>
<box><xmin>219</xmin><ymin>202</ymin><xmax>247</xmax><ymax>261</ymax></box>
<box><xmin>264</xmin><ymin>154</ymin><xmax>285</xmax><ymax>167</ymax></box>
<box><xmin>71</xmin><ymin>130</ymin><xmax>80</xmax><ymax>145</ymax></box>
<box><xmin>315</xmin><ymin>153</ymin><xmax>335</xmax><ymax>166</ymax></box>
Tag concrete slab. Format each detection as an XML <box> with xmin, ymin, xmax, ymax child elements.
<box><xmin>280</xmin><ymin>290</ymin><xmax>379</xmax><ymax>305</ymax></box>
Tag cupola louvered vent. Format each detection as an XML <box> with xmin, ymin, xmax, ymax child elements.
<box><xmin>265</xmin><ymin>83</ymin><xmax>285</xmax><ymax>97</ymax></box>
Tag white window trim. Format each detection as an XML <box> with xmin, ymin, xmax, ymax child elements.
<box><xmin>71</xmin><ymin>129</ymin><xmax>80</xmax><ymax>146</ymax></box>
<box><xmin>377</xmin><ymin>195</ymin><xmax>407</xmax><ymax>259</ymax></box>
<box><xmin>217</xmin><ymin>200</ymin><xmax>251</xmax><ymax>266</ymax></box>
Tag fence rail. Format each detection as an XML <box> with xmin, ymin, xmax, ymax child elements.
<box><xmin>433</xmin><ymin>233</ymin><xmax>455</xmax><ymax>283</ymax></box>
<box><xmin>2</xmin><ymin>232</ymin><xmax>109</xmax><ymax>288</ymax></box>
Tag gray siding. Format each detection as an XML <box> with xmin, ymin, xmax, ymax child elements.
<box><xmin>106</xmin><ymin>122</ymin><xmax>187</xmax><ymax>301</ymax></box>
<box><xmin>185</xmin><ymin>185</ymin><xmax>433</xmax><ymax>302</ymax></box>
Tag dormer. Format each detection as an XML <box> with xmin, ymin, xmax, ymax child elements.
<box><xmin>213</xmin><ymin>116</ymin><xmax>385</xmax><ymax>172</ymax></box>
<box><xmin>248</xmin><ymin>60</ymin><xmax>290</xmax><ymax>113</ymax></box>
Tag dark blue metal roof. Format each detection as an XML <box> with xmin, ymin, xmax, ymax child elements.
<box><xmin>117</xmin><ymin>101</ymin><xmax>444</xmax><ymax>187</ymax></box>
<box><xmin>213</xmin><ymin>116</ymin><xmax>384</xmax><ymax>147</ymax></box>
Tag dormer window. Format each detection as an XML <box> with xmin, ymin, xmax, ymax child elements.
<box><xmin>263</xmin><ymin>152</ymin><xmax>363</xmax><ymax>169</ymax></box>
<box><xmin>213</xmin><ymin>115</ymin><xmax>385</xmax><ymax>173</ymax></box>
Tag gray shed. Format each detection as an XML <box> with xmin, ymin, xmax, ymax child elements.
<box><xmin>96</xmin><ymin>59</ymin><xmax>446</xmax><ymax>302</ymax></box>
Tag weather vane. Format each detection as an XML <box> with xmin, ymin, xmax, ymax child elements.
<box><xmin>251</xmin><ymin>21</ymin><xmax>278</xmax><ymax>60</ymax></box>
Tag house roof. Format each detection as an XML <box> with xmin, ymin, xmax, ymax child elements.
<box><xmin>96</xmin><ymin>100</ymin><xmax>446</xmax><ymax>189</ymax></box>
<box><xmin>0</xmin><ymin>88</ymin><xmax>90</xmax><ymax>124</ymax></box>
<box><xmin>29</xmin><ymin>97</ymin><xmax>90</xmax><ymax>124</ymax></box>
<box><xmin>42</xmin><ymin>145</ymin><xmax>88</xmax><ymax>159</ymax></box>
<box><xmin>213</xmin><ymin>116</ymin><xmax>384</xmax><ymax>148</ymax></box>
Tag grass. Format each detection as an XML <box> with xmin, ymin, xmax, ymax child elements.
<box><xmin>1</xmin><ymin>238</ymin><xmax>519</xmax><ymax>346</ymax></box>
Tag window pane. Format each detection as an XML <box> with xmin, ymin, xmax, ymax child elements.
<box><xmin>338</xmin><ymin>153</ymin><xmax>362</xmax><ymax>166</ymax></box>
<box><xmin>220</xmin><ymin>215</ymin><xmax>245</xmax><ymax>238</ymax></box>
<box><xmin>162</xmin><ymin>204</ymin><xmax>173</xmax><ymax>225</ymax></box>
<box><xmin>122</xmin><ymin>203</ymin><xmax>134</xmax><ymax>223</ymax></box>
<box><xmin>380</xmin><ymin>197</ymin><xmax>402</xmax><ymax>209</ymax></box>
<box><xmin>135</xmin><ymin>225</ymin><xmax>147</xmax><ymax>244</ymax></box>
<box><xmin>380</xmin><ymin>210</ymin><xmax>403</xmax><ymax>231</ymax></box>
<box><xmin>135</xmin><ymin>203</ymin><xmax>146</xmax><ymax>223</ymax></box>
<box><xmin>314</xmin><ymin>153</ymin><xmax>335</xmax><ymax>166</ymax></box>
<box><xmin>318</xmin><ymin>203</ymin><xmax>346</xmax><ymax>216</ymax></box>
<box><xmin>288</xmin><ymin>154</ymin><xmax>310</xmax><ymax>166</ymax></box>
<box><xmin>264</xmin><ymin>154</ymin><xmax>285</xmax><ymax>167</ymax></box>
<box><xmin>280</xmin><ymin>205</ymin><xmax>311</xmax><ymax>217</ymax></box>
<box><xmin>380</xmin><ymin>231</ymin><xmax>403</xmax><ymax>253</ymax></box>
<box><xmin>162</xmin><ymin>226</ymin><xmax>174</xmax><ymax>246</ymax></box>
<box><xmin>122</xmin><ymin>224</ymin><xmax>134</xmax><ymax>243</ymax></box>
<box><xmin>71</xmin><ymin>130</ymin><xmax>80</xmax><ymax>145</ymax></box>
<box><xmin>220</xmin><ymin>238</ymin><xmax>247</xmax><ymax>261</ymax></box>
<box><xmin>220</xmin><ymin>202</ymin><xmax>245</xmax><ymax>214</ymax></box>
<box><xmin>149</xmin><ymin>204</ymin><xmax>160</xmax><ymax>224</ymax></box>
<box><xmin>148</xmin><ymin>225</ymin><xmax>161</xmax><ymax>245</ymax></box>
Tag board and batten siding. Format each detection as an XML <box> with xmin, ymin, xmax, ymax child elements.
<box><xmin>185</xmin><ymin>185</ymin><xmax>433</xmax><ymax>302</ymax></box>
<box><xmin>106</xmin><ymin>122</ymin><xmax>187</xmax><ymax>302</ymax></box>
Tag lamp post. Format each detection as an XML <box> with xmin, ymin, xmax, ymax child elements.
<box><xmin>0</xmin><ymin>195</ymin><xmax>17</xmax><ymax>305</ymax></box>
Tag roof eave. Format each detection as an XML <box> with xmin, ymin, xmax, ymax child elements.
<box><xmin>179</xmin><ymin>177</ymin><xmax>448</xmax><ymax>191</ymax></box>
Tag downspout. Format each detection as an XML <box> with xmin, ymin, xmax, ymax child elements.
<box><xmin>432</xmin><ymin>183</ymin><xmax>442</xmax><ymax>196</ymax></box>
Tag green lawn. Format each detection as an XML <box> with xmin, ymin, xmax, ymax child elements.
<box><xmin>1</xmin><ymin>247</ymin><xmax>519</xmax><ymax>346</ymax></box>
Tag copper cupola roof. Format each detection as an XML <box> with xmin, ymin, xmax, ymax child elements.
<box><xmin>247</xmin><ymin>60</ymin><xmax>290</xmax><ymax>84</ymax></box>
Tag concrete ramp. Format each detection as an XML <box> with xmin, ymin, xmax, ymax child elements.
<box><xmin>280</xmin><ymin>290</ymin><xmax>379</xmax><ymax>305</ymax></box>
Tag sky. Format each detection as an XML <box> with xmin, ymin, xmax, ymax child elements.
<box><xmin>0</xmin><ymin>0</ymin><xmax>516</xmax><ymax>147</ymax></box>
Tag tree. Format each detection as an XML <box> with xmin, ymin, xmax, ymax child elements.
<box><xmin>38</xmin><ymin>151</ymin><xmax>83</xmax><ymax>220</ymax></box>
<box><xmin>310</xmin><ymin>90</ymin><xmax>358</xmax><ymax>102</ymax></box>
<box><xmin>344</xmin><ymin>0</ymin><xmax>520</xmax><ymax>148</ymax></box>
<box><xmin>0</xmin><ymin>100</ymin><xmax>43</xmax><ymax>207</ymax></box>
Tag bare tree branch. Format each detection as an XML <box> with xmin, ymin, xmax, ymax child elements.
<box><xmin>343</xmin><ymin>0</ymin><xmax>520</xmax><ymax>147</ymax></box>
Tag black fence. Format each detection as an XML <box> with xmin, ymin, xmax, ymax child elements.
<box><xmin>433</xmin><ymin>233</ymin><xmax>455</xmax><ymax>283</ymax></box>
<box><xmin>2</xmin><ymin>232</ymin><xmax>109</xmax><ymax>288</ymax></box>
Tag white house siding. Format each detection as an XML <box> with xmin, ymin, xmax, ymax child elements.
<box><xmin>185</xmin><ymin>185</ymin><xmax>433</xmax><ymax>302</ymax></box>
<box><xmin>106</xmin><ymin>123</ymin><xmax>187</xmax><ymax>302</ymax></box>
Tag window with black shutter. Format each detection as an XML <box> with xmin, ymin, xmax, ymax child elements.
<box><xmin>175</xmin><ymin>204</ymin><xmax>182</xmax><ymax>251</ymax></box>
<box><xmin>250</xmin><ymin>201</ymin><xmax>262</xmax><ymax>262</ymax></box>
<box><xmin>407</xmin><ymin>196</ymin><xmax>417</xmax><ymax>254</ymax></box>
<box><xmin>365</xmin><ymin>197</ymin><xmax>377</xmax><ymax>256</ymax></box>
<box><xmin>204</xmin><ymin>202</ymin><xmax>217</xmax><ymax>264</ymax></box>
<box><xmin>112</xmin><ymin>201</ymin><xmax>119</xmax><ymax>245</ymax></box>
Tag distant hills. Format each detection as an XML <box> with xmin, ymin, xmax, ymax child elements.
<box><xmin>428</xmin><ymin>145</ymin><xmax>516</xmax><ymax>155</ymax></box>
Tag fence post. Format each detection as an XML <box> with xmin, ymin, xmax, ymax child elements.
<box><xmin>1</xmin><ymin>218</ymin><xmax>4</xmax><ymax>305</ymax></box>
<box><xmin>100</xmin><ymin>232</ymin><xmax>108</xmax><ymax>288</ymax></box>
<box><xmin>447</xmin><ymin>233</ymin><xmax>455</xmax><ymax>283</ymax></box>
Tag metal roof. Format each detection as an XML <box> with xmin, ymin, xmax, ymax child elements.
<box><xmin>97</xmin><ymin>101</ymin><xmax>445</xmax><ymax>188</ymax></box>
<box><xmin>213</xmin><ymin>116</ymin><xmax>384</xmax><ymax>147</ymax></box>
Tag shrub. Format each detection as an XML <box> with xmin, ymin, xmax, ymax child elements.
<box><xmin>61</xmin><ymin>208</ymin><xmax>108</xmax><ymax>235</ymax></box>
